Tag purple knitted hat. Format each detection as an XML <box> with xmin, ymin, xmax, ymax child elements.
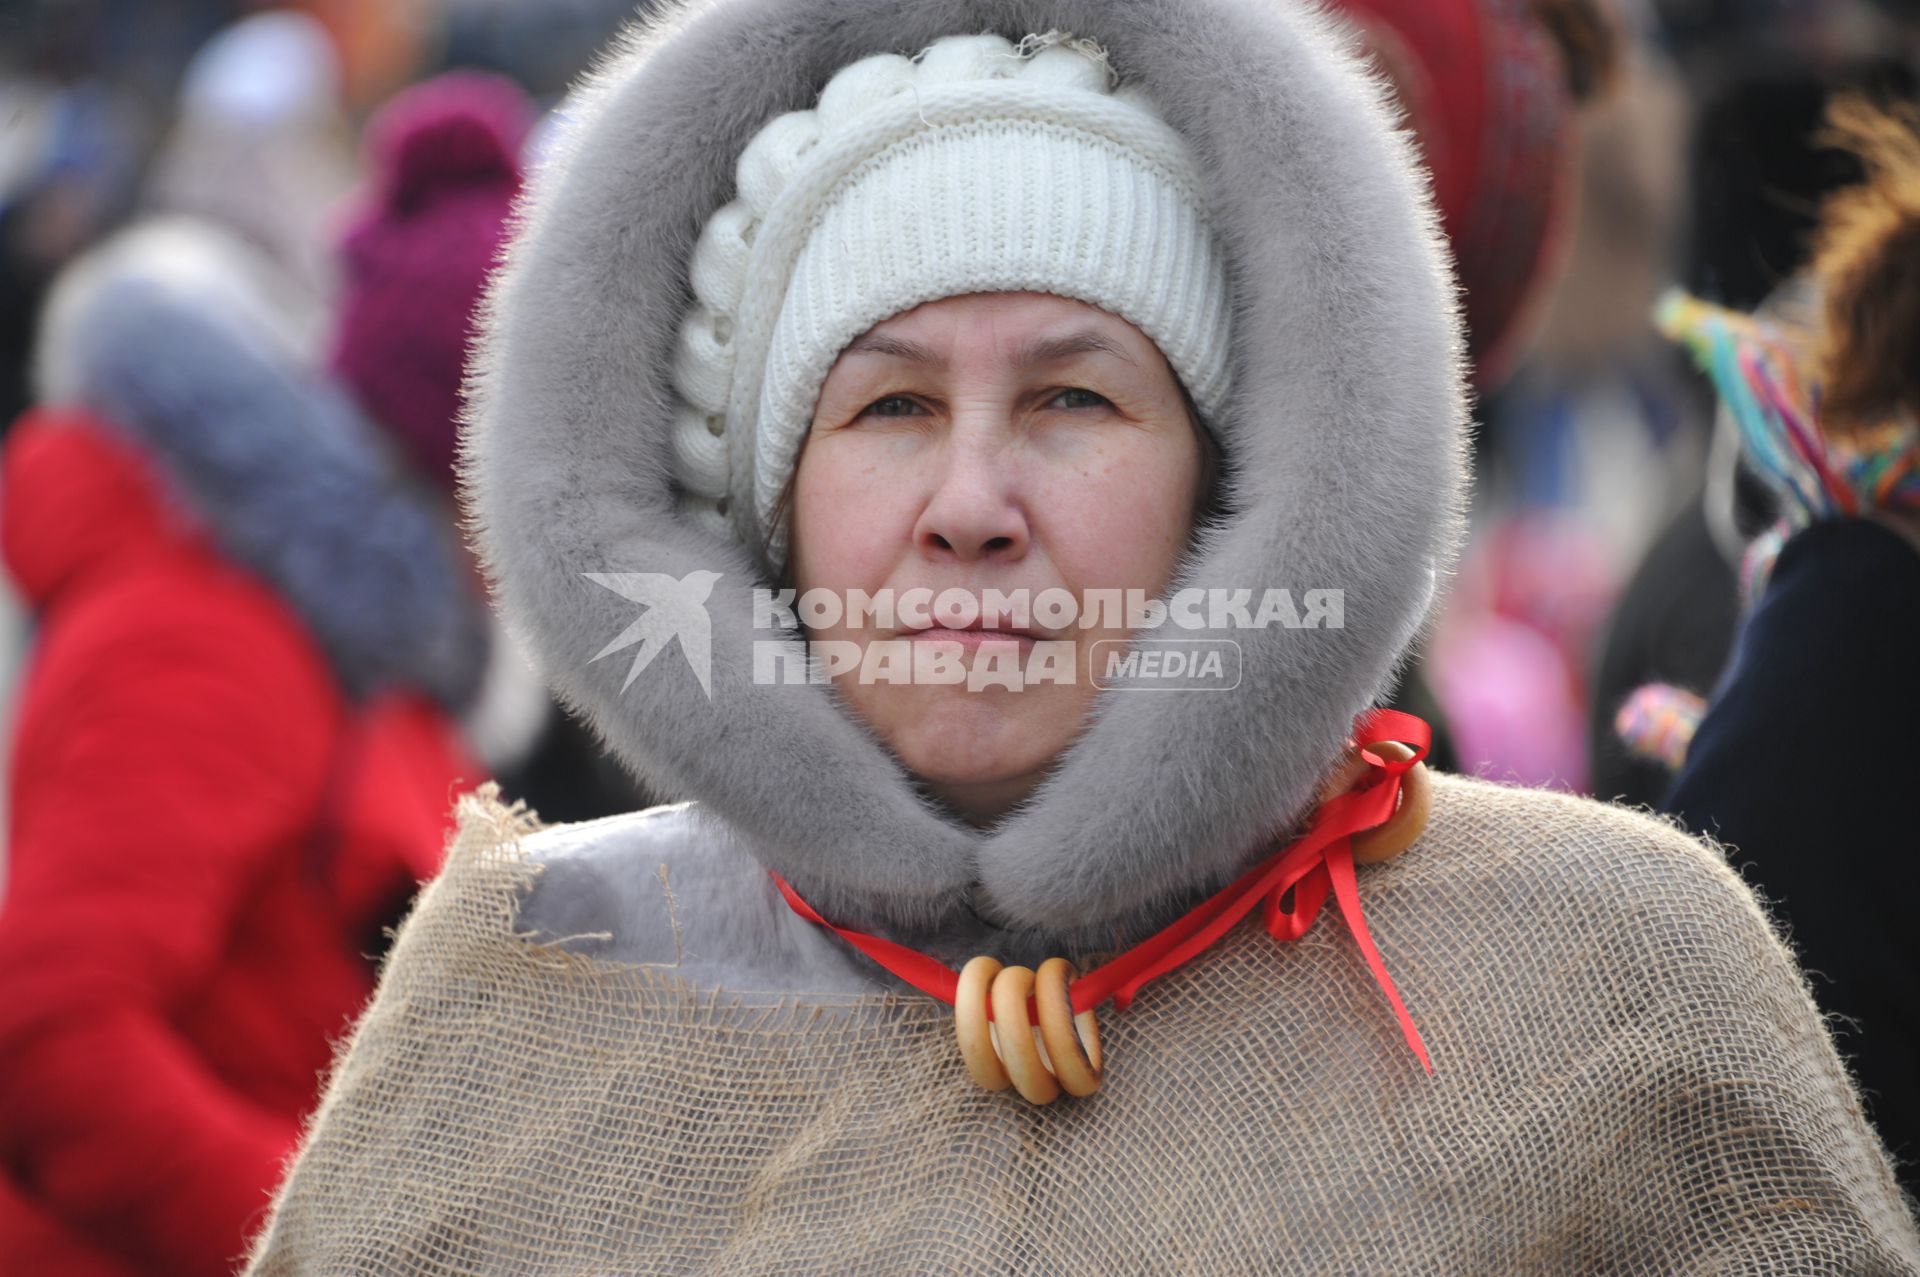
<box><xmin>330</xmin><ymin>71</ymin><xmax>531</xmax><ymax>487</ymax></box>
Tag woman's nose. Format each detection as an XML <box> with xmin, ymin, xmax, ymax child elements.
<box><xmin>912</xmin><ymin>436</ymin><xmax>1030</xmax><ymax>563</ymax></box>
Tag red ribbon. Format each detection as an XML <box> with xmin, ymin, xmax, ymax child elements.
<box><xmin>774</xmin><ymin>708</ymin><xmax>1434</xmax><ymax>1074</ymax></box>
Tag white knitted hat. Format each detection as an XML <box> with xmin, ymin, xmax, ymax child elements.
<box><xmin>670</xmin><ymin>32</ymin><xmax>1234</xmax><ymax>563</ymax></box>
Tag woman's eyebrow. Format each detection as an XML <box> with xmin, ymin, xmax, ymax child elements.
<box><xmin>842</xmin><ymin>328</ymin><xmax>1139</xmax><ymax>369</ymax></box>
<box><xmin>1014</xmin><ymin>330</ymin><xmax>1138</xmax><ymax>368</ymax></box>
<box><xmin>843</xmin><ymin>333</ymin><xmax>944</xmax><ymax>365</ymax></box>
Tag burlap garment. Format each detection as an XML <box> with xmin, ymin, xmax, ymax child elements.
<box><xmin>246</xmin><ymin>776</ymin><xmax>1920</xmax><ymax>1274</ymax></box>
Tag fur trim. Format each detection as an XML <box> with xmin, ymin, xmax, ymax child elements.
<box><xmin>463</xmin><ymin>0</ymin><xmax>1470</xmax><ymax>947</ymax></box>
<box><xmin>37</xmin><ymin>219</ymin><xmax>492</xmax><ymax>710</ymax></box>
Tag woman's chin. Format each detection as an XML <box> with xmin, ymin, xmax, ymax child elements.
<box><xmin>884</xmin><ymin>695</ymin><xmax>1070</xmax><ymax>798</ymax></box>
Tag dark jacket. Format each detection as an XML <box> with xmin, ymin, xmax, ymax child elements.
<box><xmin>1664</xmin><ymin>516</ymin><xmax>1920</xmax><ymax>1192</ymax></box>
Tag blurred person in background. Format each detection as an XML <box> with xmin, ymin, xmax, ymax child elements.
<box><xmin>1651</xmin><ymin>95</ymin><xmax>1920</xmax><ymax>1194</ymax></box>
<box><xmin>1339</xmin><ymin>0</ymin><xmax>1615</xmax><ymax>392</ymax></box>
<box><xmin>1334</xmin><ymin>0</ymin><xmax>1625</xmax><ymax>784</ymax></box>
<box><xmin>1451</xmin><ymin>0</ymin><xmax>1695</xmax><ymax>797</ymax></box>
<box><xmin>1590</xmin><ymin>0</ymin><xmax>1920</xmax><ymax>805</ymax></box>
<box><xmin>0</xmin><ymin>59</ymin><xmax>153</xmax><ymax>861</ymax></box>
<box><xmin>145</xmin><ymin>9</ymin><xmax>357</xmax><ymax>303</ymax></box>
<box><xmin>0</xmin><ymin>217</ymin><xmax>486</xmax><ymax>1276</ymax></box>
<box><xmin>329</xmin><ymin>72</ymin><xmax>528</xmax><ymax>498</ymax></box>
<box><xmin>438</xmin><ymin>0</ymin><xmax>655</xmax><ymax>98</ymax></box>
<box><xmin>0</xmin><ymin>68</ymin><xmax>148</xmax><ymax>433</ymax></box>
<box><xmin>326</xmin><ymin>69</ymin><xmax>649</xmax><ymax>822</ymax></box>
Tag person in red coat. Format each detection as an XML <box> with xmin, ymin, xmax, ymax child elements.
<box><xmin>0</xmin><ymin>221</ymin><xmax>485</xmax><ymax>1276</ymax></box>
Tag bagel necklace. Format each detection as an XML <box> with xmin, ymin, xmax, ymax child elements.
<box><xmin>775</xmin><ymin>709</ymin><xmax>1435</xmax><ymax>1105</ymax></box>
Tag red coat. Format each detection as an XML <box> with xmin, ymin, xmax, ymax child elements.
<box><xmin>0</xmin><ymin>409</ymin><xmax>478</xmax><ymax>1276</ymax></box>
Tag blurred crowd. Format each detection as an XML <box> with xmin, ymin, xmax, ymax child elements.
<box><xmin>2</xmin><ymin>0</ymin><xmax>1918</xmax><ymax>1271</ymax></box>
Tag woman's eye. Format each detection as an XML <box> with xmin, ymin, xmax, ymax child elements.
<box><xmin>1048</xmin><ymin>388</ymin><xmax>1112</xmax><ymax>411</ymax></box>
<box><xmin>859</xmin><ymin>395</ymin><xmax>924</xmax><ymax>419</ymax></box>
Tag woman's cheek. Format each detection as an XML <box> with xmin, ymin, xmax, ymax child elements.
<box><xmin>793</xmin><ymin>443</ymin><xmax>915</xmax><ymax>592</ymax></box>
<box><xmin>1043</xmin><ymin>441</ymin><xmax>1197</xmax><ymax>587</ymax></box>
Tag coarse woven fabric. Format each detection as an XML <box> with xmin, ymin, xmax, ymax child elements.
<box><xmin>245</xmin><ymin>774</ymin><xmax>1920</xmax><ymax>1275</ymax></box>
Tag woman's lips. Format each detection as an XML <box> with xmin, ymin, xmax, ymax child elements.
<box><xmin>906</xmin><ymin>627</ymin><xmax>1039</xmax><ymax>648</ymax></box>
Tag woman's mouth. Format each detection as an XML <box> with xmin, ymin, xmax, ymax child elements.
<box><xmin>906</xmin><ymin>627</ymin><xmax>1039</xmax><ymax>649</ymax></box>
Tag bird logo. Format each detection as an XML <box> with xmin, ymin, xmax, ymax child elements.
<box><xmin>584</xmin><ymin>570</ymin><xmax>723</xmax><ymax>698</ymax></box>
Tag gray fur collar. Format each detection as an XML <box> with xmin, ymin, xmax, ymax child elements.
<box><xmin>463</xmin><ymin>0</ymin><xmax>1470</xmax><ymax>953</ymax></box>
<box><xmin>38</xmin><ymin>220</ymin><xmax>492</xmax><ymax>710</ymax></box>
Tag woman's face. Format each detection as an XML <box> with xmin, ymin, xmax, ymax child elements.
<box><xmin>789</xmin><ymin>291</ymin><xmax>1205</xmax><ymax>825</ymax></box>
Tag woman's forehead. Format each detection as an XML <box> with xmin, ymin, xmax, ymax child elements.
<box><xmin>854</xmin><ymin>292</ymin><xmax>1161</xmax><ymax>364</ymax></box>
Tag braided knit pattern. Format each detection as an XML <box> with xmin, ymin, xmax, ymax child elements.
<box><xmin>669</xmin><ymin>33</ymin><xmax>1233</xmax><ymax>561</ymax></box>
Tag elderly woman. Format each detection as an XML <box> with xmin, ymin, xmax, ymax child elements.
<box><xmin>245</xmin><ymin>1</ymin><xmax>1920</xmax><ymax>1273</ymax></box>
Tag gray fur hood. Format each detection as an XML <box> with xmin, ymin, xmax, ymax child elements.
<box><xmin>462</xmin><ymin>0</ymin><xmax>1470</xmax><ymax>952</ymax></box>
<box><xmin>34</xmin><ymin>219</ymin><xmax>492</xmax><ymax>710</ymax></box>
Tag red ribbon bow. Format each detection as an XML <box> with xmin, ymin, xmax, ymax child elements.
<box><xmin>775</xmin><ymin>708</ymin><xmax>1433</xmax><ymax>1073</ymax></box>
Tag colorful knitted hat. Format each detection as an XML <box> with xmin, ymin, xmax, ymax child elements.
<box><xmin>330</xmin><ymin>71</ymin><xmax>532</xmax><ymax>488</ymax></box>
